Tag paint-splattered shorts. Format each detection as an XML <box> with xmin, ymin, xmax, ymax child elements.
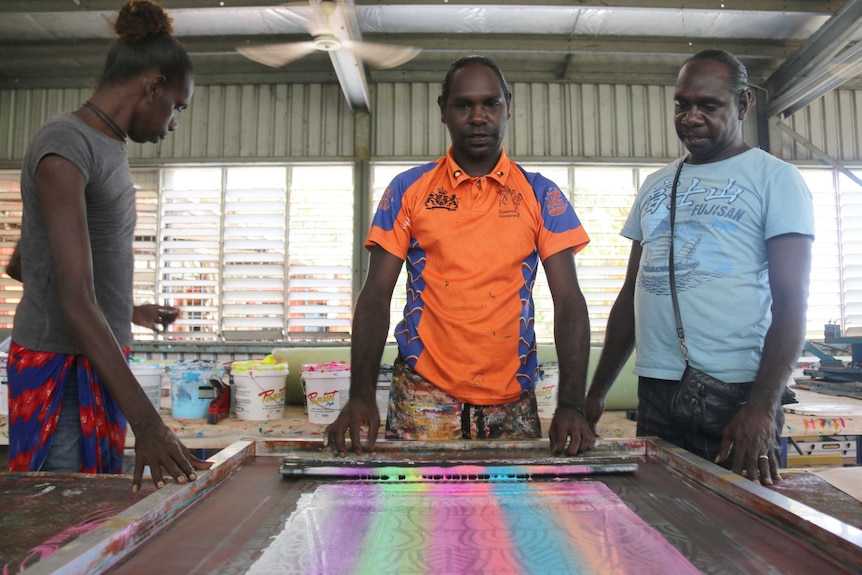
<box><xmin>384</xmin><ymin>358</ymin><xmax>542</xmax><ymax>441</ymax></box>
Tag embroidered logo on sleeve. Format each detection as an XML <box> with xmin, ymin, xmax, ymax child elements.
<box><xmin>545</xmin><ymin>188</ymin><xmax>568</xmax><ymax>217</ymax></box>
<box><xmin>379</xmin><ymin>187</ymin><xmax>393</xmax><ymax>211</ymax></box>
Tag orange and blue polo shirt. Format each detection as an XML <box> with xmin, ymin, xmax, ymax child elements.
<box><xmin>366</xmin><ymin>148</ymin><xmax>589</xmax><ymax>405</ymax></box>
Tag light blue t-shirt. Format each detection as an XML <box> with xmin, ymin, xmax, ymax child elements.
<box><xmin>622</xmin><ymin>148</ymin><xmax>814</xmax><ymax>383</ymax></box>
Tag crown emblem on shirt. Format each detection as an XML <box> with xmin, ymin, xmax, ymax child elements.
<box><xmin>425</xmin><ymin>188</ymin><xmax>459</xmax><ymax>211</ymax></box>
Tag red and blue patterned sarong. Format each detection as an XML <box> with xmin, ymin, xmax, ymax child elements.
<box><xmin>7</xmin><ymin>341</ymin><xmax>128</xmax><ymax>474</ymax></box>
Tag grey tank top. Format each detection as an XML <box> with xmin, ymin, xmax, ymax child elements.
<box><xmin>13</xmin><ymin>113</ymin><xmax>136</xmax><ymax>353</ymax></box>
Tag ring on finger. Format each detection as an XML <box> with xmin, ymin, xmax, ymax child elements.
<box><xmin>758</xmin><ymin>454</ymin><xmax>769</xmax><ymax>461</ymax></box>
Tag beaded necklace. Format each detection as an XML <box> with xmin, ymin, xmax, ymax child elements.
<box><xmin>82</xmin><ymin>100</ymin><xmax>127</xmax><ymax>144</ymax></box>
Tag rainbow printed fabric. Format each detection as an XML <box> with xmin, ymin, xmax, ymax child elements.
<box><xmin>246</xmin><ymin>479</ymin><xmax>700</xmax><ymax>574</ymax></box>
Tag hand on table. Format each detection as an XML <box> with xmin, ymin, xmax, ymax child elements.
<box><xmin>131</xmin><ymin>421</ymin><xmax>212</xmax><ymax>492</ymax></box>
<box><xmin>548</xmin><ymin>406</ymin><xmax>596</xmax><ymax>456</ymax></box>
<box><xmin>716</xmin><ymin>403</ymin><xmax>782</xmax><ymax>486</ymax></box>
<box><xmin>324</xmin><ymin>397</ymin><xmax>380</xmax><ymax>456</ymax></box>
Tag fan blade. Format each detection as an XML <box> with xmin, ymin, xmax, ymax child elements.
<box><xmin>348</xmin><ymin>41</ymin><xmax>421</xmax><ymax>70</ymax></box>
<box><xmin>236</xmin><ymin>41</ymin><xmax>318</xmax><ymax>68</ymax></box>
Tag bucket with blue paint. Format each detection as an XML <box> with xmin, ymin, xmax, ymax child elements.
<box><xmin>169</xmin><ymin>360</ymin><xmax>217</xmax><ymax>419</ymax></box>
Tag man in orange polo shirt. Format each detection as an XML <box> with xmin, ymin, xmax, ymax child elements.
<box><xmin>325</xmin><ymin>55</ymin><xmax>594</xmax><ymax>457</ymax></box>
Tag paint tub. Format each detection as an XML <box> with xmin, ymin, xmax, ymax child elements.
<box><xmin>130</xmin><ymin>361</ymin><xmax>165</xmax><ymax>411</ymax></box>
<box><xmin>301</xmin><ymin>362</ymin><xmax>351</xmax><ymax>425</ymax></box>
<box><xmin>536</xmin><ymin>362</ymin><xmax>559</xmax><ymax>419</ymax></box>
<box><xmin>231</xmin><ymin>357</ymin><xmax>289</xmax><ymax>421</ymax></box>
<box><xmin>169</xmin><ymin>361</ymin><xmax>217</xmax><ymax>419</ymax></box>
<box><xmin>376</xmin><ymin>364</ymin><xmax>393</xmax><ymax>423</ymax></box>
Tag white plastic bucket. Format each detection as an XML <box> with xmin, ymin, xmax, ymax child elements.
<box><xmin>301</xmin><ymin>362</ymin><xmax>351</xmax><ymax>425</ymax></box>
<box><xmin>231</xmin><ymin>359</ymin><xmax>289</xmax><ymax>421</ymax></box>
<box><xmin>376</xmin><ymin>364</ymin><xmax>393</xmax><ymax>423</ymax></box>
<box><xmin>130</xmin><ymin>362</ymin><xmax>165</xmax><ymax>411</ymax></box>
<box><xmin>536</xmin><ymin>362</ymin><xmax>559</xmax><ymax>419</ymax></box>
<box><xmin>169</xmin><ymin>361</ymin><xmax>217</xmax><ymax>419</ymax></box>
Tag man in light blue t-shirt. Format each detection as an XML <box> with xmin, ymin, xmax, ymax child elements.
<box><xmin>586</xmin><ymin>49</ymin><xmax>814</xmax><ymax>486</ymax></box>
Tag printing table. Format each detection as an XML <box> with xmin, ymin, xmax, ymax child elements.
<box><xmin>4</xmin><ymin>438</ymin><xmax>861</xmax><ymax>575</ymax></box>
<box><xmin>1</xmin><ymin>388</ymin><xmax>859</xmax><ymax>460</ymax></box>
<box><xmin>0</xmin><ymin>407</ymin><xmax>636</xmax><ymax>449</ymax></box>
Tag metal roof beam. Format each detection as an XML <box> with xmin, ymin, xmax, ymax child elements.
<box><xmin>352</xmin><ymin>0</ymin><xmax>840</xmax><ymax>10</ymax></box>
<box><xmin>318</xmin><ymin>0</ymin><xmax>372</xmax><ymax>112</ymax></box>
<box><xmin>765</xmin><ymin>0</ymin><xmax>862</xmax><ymax>117</ymax></box>
<box><xmin>0</xmin><ymin>0</ymin><xmax>844</xmax><ymax>12</ymax></box>
<box><xmin>0</xmin><ymin>35</ymin><xmax>801</xmax><ymax>60</ymax></box>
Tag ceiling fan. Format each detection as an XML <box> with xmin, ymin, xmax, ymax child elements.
<box><xmin>236</xmin><ymin>0</ymin><xmax>421</xmax><ymax>70</ymax></box>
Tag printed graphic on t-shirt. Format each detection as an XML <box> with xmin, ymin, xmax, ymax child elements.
<box><xmin>424</xmin><ymin>188</ymin><xmax>459</xmax><ymax>211</ymax></box>
<box><xmin>544</xmin><ymin>188</ymin><xmax>568</xmax><ymax>217</ymax></box>
<box><xmin>497</xmin><ymin>185</ymin><xmax>523</xmax><ymax>218</ymax></box>
<box><xmin>638</xmin><ymin>175</ymin><xmax>747</xmax><ymax>296</ymax></box>
<box><xmin>379</xmin><ymin>187</ymin><xmax>393</xmax><ymax>212</ymax></box>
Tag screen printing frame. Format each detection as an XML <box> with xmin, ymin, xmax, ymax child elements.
<box><xmin>278</xmin><ymin>438</ymin><xmax>640</xmax><ymax>480</ymax></box>
<box><xmin>21</xmin><ymin>437</ymin><xmax>862</xmax><ymax>575</ymax></box>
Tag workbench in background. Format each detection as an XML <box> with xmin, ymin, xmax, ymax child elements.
<box><xmin>148</xmin><ymin>386</ymin><xmax>860</xmax><ymax>467</ymax></box>
<box><xmin>782</xmin><ymin>386</ymin><xmax>862</xmax><ymax>465</ymax></box>
<box><xmin>1</xmin><ymin>387</ymin><xmax>859</xmax><ymax>465</ymax></box>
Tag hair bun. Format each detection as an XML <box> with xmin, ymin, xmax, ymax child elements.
<box><xmin>113</xmin><ymin>0</ymin><xmax>174</xmax><ymax>43</ymax></box>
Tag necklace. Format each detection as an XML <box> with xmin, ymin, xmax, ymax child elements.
<box><xmin>82</xmin><ymin>100</ymin><xmax>127</xmax><ymax>144</ymax></box>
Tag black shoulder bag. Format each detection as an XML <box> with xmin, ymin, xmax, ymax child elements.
<box><xmin>666</xmin><ymin>158</ymin><xmax>753</xmax><ymax>436</ymax></box>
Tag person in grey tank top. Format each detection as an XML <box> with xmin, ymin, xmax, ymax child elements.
<box><xmin>6</xmin><ymin>0</ymin><xmax>210</xmax><ymax>493</ymax></box>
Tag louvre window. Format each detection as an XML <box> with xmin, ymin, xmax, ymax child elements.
<box><xmin>800</xmin><ymin>169</ymin><xmax>842</xmax><ymax>339</ymax></box>
<box><xmin>286</xmin><ymin>165</ymin><xmax>354</xmax><ymax>341</ymax></box>
<box><xmin>158</xmin><ymin>167</ymin><xmax>223</xmax><ymax>340</ymax></box>
<box><xmin>0</xmin><ymin>163</ymin><xmax>850</xmax><ymax>345</ymax></box>
<box><xmin>837</xmin><ymin>171</ymin><xmax>862</xmax><ymax>334</ymax></box>
<box><xmin>151</xmin><ymin>164</ymin><xmax>353</xmax><ymax>342</ymax></box>
<box><xmin>223</xmin><ymin>167</ymin><xmax>289</xmax><ymax>338</ymax></box>
<box><xmin>0</xmin><ymin>171</ymin><xmax>22</xmax><ymax>327</ymax></box>
<box><xmin>130</xmin><ymin>169</ymin><xmax>160</xmax><ymax>341</ymax></box>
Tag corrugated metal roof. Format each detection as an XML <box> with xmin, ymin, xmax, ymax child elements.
<box><xmin>1</xmin><ymin>0</ymin><xmax>859</xmax><ymax>115</ymax></box>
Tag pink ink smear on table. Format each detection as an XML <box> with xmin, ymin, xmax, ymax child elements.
<box><xmin>246</xmin><ymin>479</ymin><xmax>700</xmax><ymax>575</ymax></box>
